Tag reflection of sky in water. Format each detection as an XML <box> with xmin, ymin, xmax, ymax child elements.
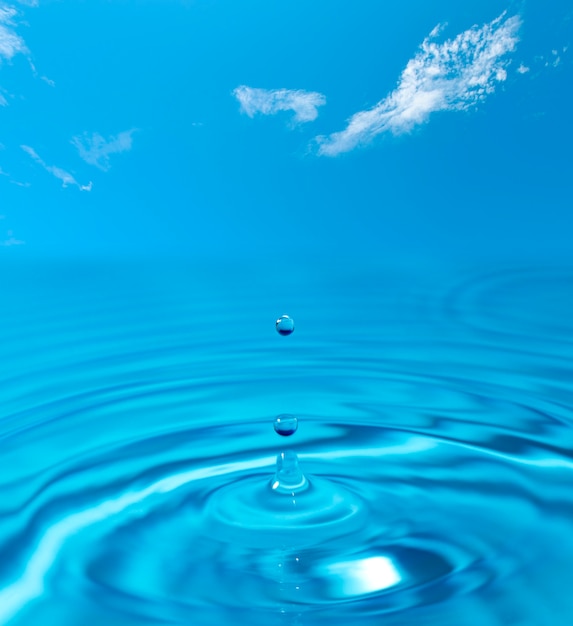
<box><xmin>324</xmin><ymin>556</ymin><xmax>402</xmax><ymax>596</ymax></box>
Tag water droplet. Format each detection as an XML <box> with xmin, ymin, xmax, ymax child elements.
<box><xmin>274</xmin><ymin>415</ymin><xmax>298</xmax><ymax>437</ymax></box>
<box><xmin>276</xmin><ymin>315</ymin><xmax>295</xmax><ymax>336</ymax></box>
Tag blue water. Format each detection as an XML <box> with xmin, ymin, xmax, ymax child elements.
<box><xmin>1</xmin><ymin>260</ymin><xmax>573</xmax><ymax>625</ymax></box>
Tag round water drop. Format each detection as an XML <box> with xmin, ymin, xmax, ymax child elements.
<box><xmin>274</xmin><ymin>414</ymin><xmax>298</xmax><ymax>437</ymax></box>
<box><xmin>276</xmin><ymin>315</ymin><xmax>295</xmax><ymax>336</ymax></box>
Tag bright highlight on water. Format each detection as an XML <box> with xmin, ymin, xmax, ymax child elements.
<box><xmin>275</xmin><ymin>314</ymin><xmax>294</xmax><ymax>336</ymax></box>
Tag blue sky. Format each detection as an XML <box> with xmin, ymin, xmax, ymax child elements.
<box><xmin>1</xmin><ymin>0</ymin><xmax>571</xmax><ymax>266</ymax></box>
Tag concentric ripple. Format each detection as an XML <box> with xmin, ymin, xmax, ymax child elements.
<box><xmin>445</xmin><ymin>267</ymin><xmax>573</xmax><ymax>350</ymax></box>
<box><xmin>1</xmin><ymin>262</ymin><xmax>573</xmax><ymax>625</ymax></box>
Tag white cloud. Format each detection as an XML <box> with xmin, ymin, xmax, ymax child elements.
<box><xmin>21</xmin><ymin>145</ymin><xmax>92</xmax><ymax>191</ymax></box>
<box><xmin>233</xmin><ymin>85</ymin><xmax>326</xmax><ymax>123</ymax></box>
<box><xmin>71</xmin><ymin>129</ymin><xmax>137</xmax><ymax>171</ymax></box>
<box><xmin>1</xmin><ymin>3</ymin><xmax>35</xmax><ymax>106</ymax></box>
<box><xmin>0</xmin><ymin>5</ymin><xmax>27</xmax><ymax>62</ymax></box>
<box><xmin>517</xmin><ymin>63</ymin><xmax>530</xmax><ymax>74</ymax></box>
<box><xmin>316</xmin><ymin>12</ymin><xmax>522</xmax><ymax>156</ymax></box>
<box><xmin>2</xmin><ymin>4</ymin><xmax>54</xmax><ymax>104</ymax></box>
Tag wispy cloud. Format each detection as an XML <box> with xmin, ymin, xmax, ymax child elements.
<box><xmin>1</xmin><ymin>229</ymin><xmax>24</xmax><ymax>246</ymax></box>
<box><xmin>28</xmin><ymin>60</ymin><xmax>56</xmax><ymax>87</ymax></box>
<box><xmin>316</xmin><ymin>12</ymin><xmax>522</xmax><ymax>156</ymax></box>
<box><xmin>0</xmin><ymin>164</ymin><xmax>29</xmax><ymax>186</ymax></box>
<box><xmin>233</xmin><ymin>86</ymin><xmax>326</xmax><ymax>123</ymax></box>
<box><xmin>71</xmin><ymin>129</ymin><xmax>137</xmax><ymax>171</ymax></box>
<box><xmin>546</xmin><ymin>48</ymin><xmax>563</xmax><ymax>68</ymax></box>
<box><xmin>531</xmin><ymin>46</ymin><xmax>569</xmax><ymax>73</ymax></box>
<box><xmin>21</xmin><ymin>145</ymin><xmax>92</xmax><ymax>191</ymax></box>
<box><xmin>0</xmin><ymin>5</ymin><xmax>27</xmax><ymax>63</ymax></box>
<box><xmin>1</xmin><ymin>6</ymin><xmax>53</xmax><ymax>97</ymax></box>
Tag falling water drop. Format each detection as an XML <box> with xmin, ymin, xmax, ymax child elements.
<box><xmin>274</xmin><ymin>414</ymin><xmax>298</xmax><ymax>437</ymax></box>
<box><xmin>276</xmin><ymin>315</ymin><xmax>295</xmax><ymax>336</ymax></box>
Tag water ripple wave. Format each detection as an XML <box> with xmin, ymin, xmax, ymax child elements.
<box><xmin>1</xmin><ymin>263</ymin><xmax>573</xmax><ymax>625</ymax></box>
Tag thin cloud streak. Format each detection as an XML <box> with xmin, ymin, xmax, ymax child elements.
<box><xmin>21</xmin><ymin>145</ymin><xmax>92</xmax><ymax>191</ymax></box>
<box><xmin>0</xmin><ymin>164</ymin><xmax>29</xmax><ymax>186</ymax></box>
<box><xmin>71</xmin><ymin>129</ymin><xmax>137</xmax><ymax>171</ymax></box>
<box><xmin>316</xmin><ymin>12</ymin><xmax>522</xmax><ymax>156</ymax></box>
<box><xmin>234</xmin><ymin>85</ymin><xmax>326</xmax><ymax>123</ymax></box>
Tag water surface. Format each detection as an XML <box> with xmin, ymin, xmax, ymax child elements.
<box><xmin>1</xmin><ymin>261</ymin><xmax>572</xmax><ymax>625</ymax></box>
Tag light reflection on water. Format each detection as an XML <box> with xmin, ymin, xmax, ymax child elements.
<box><xmin>1</xmin><ymin>261</ymin><xmax>573</xmax><ymax>625</ymax></box>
